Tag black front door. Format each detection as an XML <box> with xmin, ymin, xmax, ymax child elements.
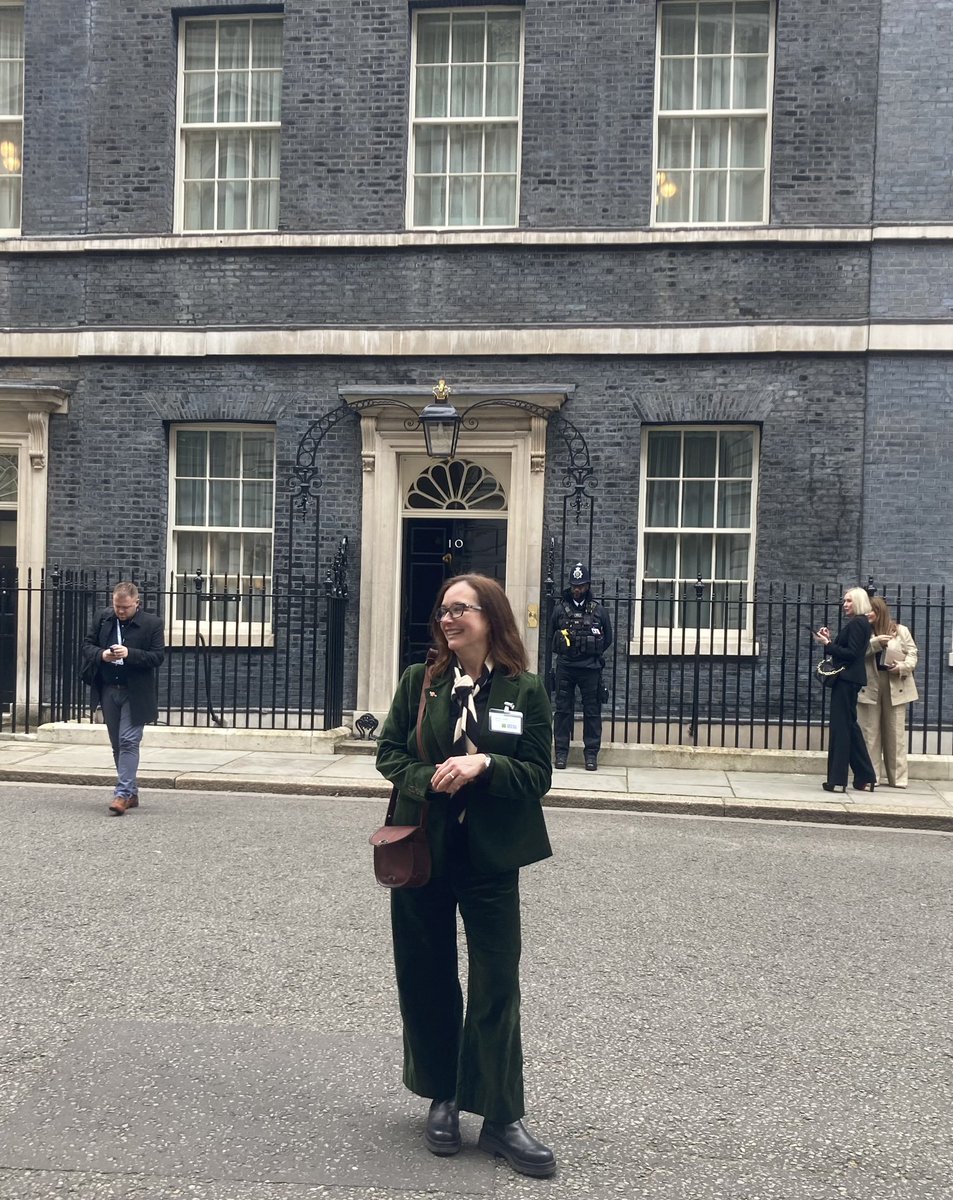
<box><xmin>400</xmin><ymin>518</ymin><xmax>507</xmax><ymax>671</ymax></box>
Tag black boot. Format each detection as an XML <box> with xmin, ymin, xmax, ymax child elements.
<box><xmin>425</xmin><ymin>1099</ymin><xmax>461</xmax><ymax>1156</ymax></box>
<box><xmin>478</xmin><ymin>1119</ymin><xmax>556</xmax><ymax>1178</ymax></box>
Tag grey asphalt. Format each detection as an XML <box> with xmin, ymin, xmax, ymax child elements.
<box><xmin>0</xmin><ymin>783</ymin><xmax>951</xmax><ymax>1200</ymax></box>
<box><xmin>1</xmin><ymin>733</ymin><xmax>952</xmax><ymax>832</ymax></box>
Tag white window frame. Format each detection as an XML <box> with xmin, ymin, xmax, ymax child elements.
<box><xmin>0</xmin><ymin>2</ymin><xmax>24</xmax><ymax>236</ymax></box>
<box><xmin>166</xmin><ymin>423</ymin><xmax>276</xmax><ymax>646</ymax></box>
<box><xmin>652</xmin><ymin>0</ymin><xmax>775</xmax><ymax>227</ymax></box>
<box><xmin>634</xmin><ymin>424</ymin><xmax>760</xmax><ymax>655</ymax></box>
<box><xmin>174</xmin><ymin>14</ymin><xmax>283</xmax><ymax>234</ymax></box>
<box><xmin>407</xmin><ymin>5</ymin><xmax>524</xmax><ymax>231</ymax></box>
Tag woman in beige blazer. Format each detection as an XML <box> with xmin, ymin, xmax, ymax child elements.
<box><xmin>857</xmin><ymin>596</ymin><xmax>919</xmax><ymax>787</ymax></box>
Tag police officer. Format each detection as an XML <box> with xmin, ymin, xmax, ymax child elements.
<box><xmin>549</xmin><ymin>563</ymin><xmax>612</xmax><ymax>771</ymax></box>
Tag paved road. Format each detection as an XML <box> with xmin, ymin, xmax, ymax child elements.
<box><xmin>0</xmin><ymin>783</ymin><xmax>951</xmax><ymax>1200</ymax></box>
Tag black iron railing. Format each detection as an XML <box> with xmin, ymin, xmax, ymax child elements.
<box><xmin>1</xmin><ymin>571</ymin><xmax>951</xmax><ymax>752</ymax></box>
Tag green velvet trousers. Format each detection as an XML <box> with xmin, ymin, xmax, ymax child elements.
<box><xmin>390</xmin><ymin>855</ymin><xmax>525</xmax><ymax>1124</ymax></box>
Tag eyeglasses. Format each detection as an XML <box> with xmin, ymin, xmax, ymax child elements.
<box><xmin>435</xmin><ymin>602</ymin><xmax>483</xmax><ymax>621</ymax></box>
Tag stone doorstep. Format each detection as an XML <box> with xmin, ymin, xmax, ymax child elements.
<box><xmin>29</xmin><ymin>723</ymin><xmax>350</xmax><ymax>754</ymax></box>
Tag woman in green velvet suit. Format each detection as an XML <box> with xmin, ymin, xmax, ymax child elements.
<box><xmin>376</xmin><ymin>573</ymin><xmax>556</xmax><ymax>1179</ymax></box>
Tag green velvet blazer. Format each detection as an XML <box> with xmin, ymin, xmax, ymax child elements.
<box><xmin>375</xmin><ymin>662</ymin><xmax>554</xmax><ymax>875</ymax></box>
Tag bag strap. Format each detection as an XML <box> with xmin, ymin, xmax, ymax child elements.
<box><xmin>384</xmin><ymin>649</ymin><xmax>437</xmax><ymax>827</ymax></box>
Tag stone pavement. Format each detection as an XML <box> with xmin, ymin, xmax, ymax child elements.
<box><xmin>1</xmin><ymin>723</ymin><xmax>952</xmax><ymax>830</ymax></box>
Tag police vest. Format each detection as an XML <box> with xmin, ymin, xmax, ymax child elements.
<box><xmin>552</xmin><ymin>599</ymin><xmax>607</xmax><ymax>659</ymax></box>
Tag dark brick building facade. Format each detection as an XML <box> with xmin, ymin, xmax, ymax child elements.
<box><xmin>1</xmin><ymin>0</ymin><xmax>951</xmax><ymax>724</ymax></box>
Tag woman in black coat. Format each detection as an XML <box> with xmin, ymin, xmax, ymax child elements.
<box><xmin>814</xmin><ymin>587</ymin><xmax>877</xmax><ymax>793</ymax></box>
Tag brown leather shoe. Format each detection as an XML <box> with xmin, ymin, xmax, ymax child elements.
<box><xmin>108</xmin><ymin>794</ymin><xmax>137</xmax><ymax>816</ymax></box>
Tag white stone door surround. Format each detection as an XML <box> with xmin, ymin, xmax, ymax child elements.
<box><xmin>341</xmin><ymin>385</ymin><xmax>573</xmax><ymax>717</ymax></box>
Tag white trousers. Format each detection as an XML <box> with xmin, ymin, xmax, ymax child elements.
<box><xmin>857</xmin><ymin>688</ymin><xmax>909</xmax><ymax>787</ymax></box>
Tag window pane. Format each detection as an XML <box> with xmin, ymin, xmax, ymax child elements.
<box><xmin>251</xmin><ymin>69</ymin><xmax>281</xmax><ymax>122</ymax></box>
<box><xmin>729</xmin><ymin>169</ymin><xmax>764</xmax><ymax>221</ymax></box>
<box><xmin>219</xmin><ymin>132</ymin><xmax>249</xmax><ymax>179</ymax></box>
<box><xmin>644</xmin><ymin>533</ymin><xmax>676</xmax><ymax>579</ymax></box>
<box><xmin>209</xmin><ymin>431</ymin><xmax>242</xmax><ymax>477</ymax></box>
<box><xmin>734</xmin><ymin>55</ymin><xmax>766</xmax><ymax>108</ymax></box>
<box><xmin>715</xmin><ymin>534</ymin><xmax>749</xmax><ymax>578</ymax></box>
<box><xmin>643</xmin><ymin>581</ymin><xmax>674</xmax><ymax>628</ymax></box>
<box><xmin>250</xmin><ymin>181</ymin><xmax>278</xmax><ymax>229</ymax></box>
<box><xmin>453</xmin><ymin>16</ymin><xmax>485</xmax><ymax>64</ymax></box>
<box><xmin>448</xmin><ymin>125</ymin><xmax>481</xmax><ymax>172</ymax></box>
<box><xmin>245</xmin><ymin>532</ymin><xmax>272</xmax><ymax>577</ymax></box>
<box><xmin>682</xmin><ymin>481</ymin><xmax>715</xmax><ymax>527</ymax></box>
<box><xmin>0</xmin><ymin>174</ymin><xmax>14</xmax><ymax>227</ymax></box>
<box><xmin>698</xmin><ymin>56</ymin><xmax>731</xmax><ymax>109</ymax></box>
<box><xmin>658</xmin><ymin>119</ymin><xmax>692</xmax><ymax>168</ymax></box>
<box><xmin>483</xmin><ymin>174</ymin><xmax>516</xmax><ymax>226</ymax></box>
<box><xmin>697</xmin><ymin>3</ymin><xmax>734</xmax><ymax>54</ymax></box>
<box><xmin>656</xmin><ymin>170</ymin><xmax>690</xmax><ymax>222</ymax></box>
<box><xmin>448</xmin><ymin>175</ymin><xmax>479</xmax><ymax>225</ymax></box>
<box><xmin>219</xmin><ymin>178</ymin><xmax>249</xmax><ymax>230</ymax></box>
<box><xmin>0</xmin><ymin>61</ymin><xmax>22</xmax><ymax>115</ymax></box>
<box><xmin>450</xmin><ymin>64</ymin><xmax>484</xmax><ymax>118</ymax></box>
<box><xmin>660</xmin><ymin>58</ymin><xmax>693</xmax><ymax>111</ymax></box>
<box><xmin>487</xmin><ymin>13</ymin><xmax>520</xmax><ymax>62</ymax></box>
<box><xmin>484</xmin><ymin>124</ymin><xmax>516</xmax><ymax>172</ymax></box>
<box><xmin>734</xmin><ymin>3</ymin><xmax>770</xmax><ymax>53</ymax></box>
<box><xmin>209</xmin><ymin>480</ymin><xmax>240</xmax><ymax>526</ymax></box>
<box><xmin>680</xmin><ymin>533</ymin><xmax>713</xmax><ymax>578</ymax></box>
<box><xmin>176</xmin><ymin>531</ymin><xmax>205</xmax><ymax>573</ymax></box>
<box><xmin>250</xmin><ymin>130</ymin><xmax>280</xmax><ymax>178</ymax></box>
<box><xmin>415</xmin><ymin>66</ymin><xmax>448</xmax><ymax>118</ymax></box>
<box><xmin>217</xmin><ymin>71</ymin><xmax>248</xmax><ymax>122</ymax></box>
<box><xmin>184</xmin><ymin>21</ymin><xmax>216</xmax><ymax>71</ymax></box>
<box><xmin>242</xmin><ymin>481</ymin><xmax>273</xmax><ymax>527</ymax></box>
<box><xmin>251</xmin><ymin>20</ymin><xmax>282</xmax><ymax>69</ymax></box>
<box><xmin>486</xmin><ymin>63</ymin><xmax>518</xmax><ymax>117</ymax></box>
<box><xmin>719</xmin><ymin>430</ymin><xmax>753</xmax><ymax>476</ymax></box>
<box><xmin>694</xmin><ymin>119</ymin><xmax>728</xmax><ymax>168</ymax></box>
<box><xmin>684</xmin><ymin>432</ymin><xmax>717</xmax><ymax>476</ymax></box>
<box><xmin>219</xmin><ymin>21</ymin><xmax>250</xmax><ymax>70</ymax></box>
<box><xmin>660</xmin><ymin>4</ymin><xmax>696</xmax><ymax>55</ymax></box>
<box><xmin>717</xmin><ymin>481</ymin><xmax>751</xmax><ymax>527</ymax></box>
<box><xmin>211</xmin><ymin>531</ymin><xmax>242</xmax><ymax>575</ymax></box>
<box><xmin>184</xmin><ymin>181</ymin><xmax>215</xmax><ymax>230</ymax></box>
<box><xmin>647</xmin><ymin>479</ymin><xmax>679</xmax><ymax>526</ymax></box>
<box><xmin>730</xmin><ymin>118</ymin><xmax>765</xmax><ymax>167</ymax></box>
<box><xmin>647</xmin><ymin>430</ymin><xmax>681</xmax><ymax>476</ymax></box>
<box><xmin>693</xmin><ymin>170</ymin><xmax>726</xmax><ymax>221</ymax></box>
<box><xmin>243</xmin><ymin>432</ymin><xmax>274</xmax><ymax>479</ymax></box>
<box><xmin>414</xmin><ymin>175</ymin><xmax>445</xmax><ymax>225</ymax></box>
<box><xmin>415</xmin><ymin>125</ymin><xmax>446</xmax><ymax>173</ymax></box>
<box><xmin>176</xmin><ymin>430</ymin><xmax>207</xmax><ymax>476</ymax></box>
<box><xmin>183</xmin><ymin>72</ymin><xmax>215</xmax><ymax>123</ymax></box>
<box><xmin>417</xmin><ymin>15</ymin><xmax>450</xmax><ymax>65</ymax></box>
<box><xmin>184</xmin><ymin>131</ymin><xmax>216</xmax><ymax>179</ymax></box>
<box><xmin>176</xmin><ymin>479</ymin><xmax>206</xmax><ymax>526</ymax></box>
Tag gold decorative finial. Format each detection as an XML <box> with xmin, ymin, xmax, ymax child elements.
<box><xmin>432</xmin><ymin>378</ymin><xmax>451</xmax><ymax>401</ymax></box>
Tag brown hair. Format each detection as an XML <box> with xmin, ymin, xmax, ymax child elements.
<box><xmin>869</xmin><ymin>595</ymin><xmax>896</xmax><ymax>638</ymax></box>
<box><xmin>429</xmin><ymin>573</ymin><xmax>528</xmax><ymax>679</ymax></box>
<box><xmin>112</xmin><ymin>581</ymin><xmax>140</xmax><ymax>601</ymax></box>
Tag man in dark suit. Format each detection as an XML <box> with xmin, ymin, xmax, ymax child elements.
<box><xmin>82</xmin><ymin>582</ymin><xmax>165</xmax><ymax>815</ymax></box>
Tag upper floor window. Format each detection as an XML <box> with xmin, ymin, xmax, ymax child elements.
<box><xmin>0</xmin><ymin>4</ymin><xmax>23</xmax><ymax>234</ymax></box>
<box><xmin>637</xmin><ymin>426</ymin><xmax>759</xmax><ymax>651</ymax></box>
<box><xmin>409</xmin><ymin>7</ymin><xmax>523</xmax><ymax>229</ymax></box>
<box><xmin>169</xmin><ymin>425</ymin><xmax>275</xmax><ymax>635</ymax></box>
<box><xmin>654</xmin><ymin>1</ymin><xmax>773</xmax><ymax>226</ymax></box>
<box><xmin>177</xmin><ymin>16</ymin><xmax>282</xmax><ymax>233</ymax></box>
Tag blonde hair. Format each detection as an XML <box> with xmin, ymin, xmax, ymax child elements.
<box><xmin>870</xmin><ymin>595</ymin><xmax>896</xmax><ymax>637</ymax></box>
<box><xmin>844</xmin><ymin>586</ymin><xmax>872</xmax><ymax>616</ymax></box>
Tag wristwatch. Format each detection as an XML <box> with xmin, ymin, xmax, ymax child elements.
<box><xmin>482</xmin><ymin>753</ymin><xmax>493</xmax><ymax>773</ymax></box>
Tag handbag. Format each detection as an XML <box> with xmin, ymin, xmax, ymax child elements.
<box><xmin>815</xmin><ymin>654</ymin><xmax>845</xmax><ymax>688</ymax></box>
<box><xmin>369</xmin><ymin>652</ymin><xmax>435</xmax><ymax>889</ymax></box>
